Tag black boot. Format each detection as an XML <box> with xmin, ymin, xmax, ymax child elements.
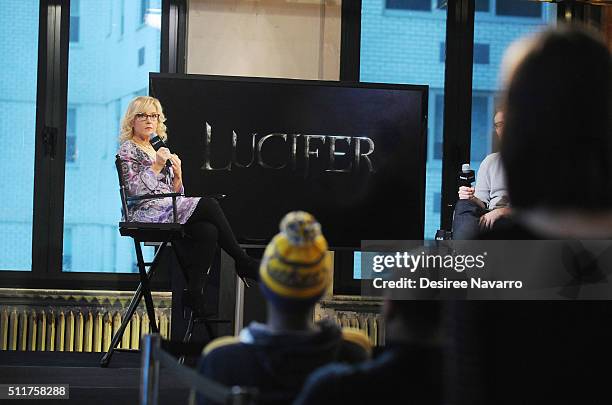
<box><xmin>234</xmin><ymin>256</ymin><xmax>260</xmax><ymax>287</ymax></box>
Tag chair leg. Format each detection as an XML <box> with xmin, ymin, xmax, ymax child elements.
<box><xmin>171</xmin><ymin>241</ymin><xmax>193</xmax><ymax>284</ymax></box>
<box><xmin>135</xmin><ymin>239</ymin><xmax>158</xmax><ymax>333</ymax></box>
<box><xmin>183</xmin><ymin>310</ymin><xmax>195</xmax><ymax>343</ymax></box>
<box><xmin>100</xmin><ymin>241</ymin><xmax>167</xmax><ymax>367</ymax></box>
<box><xmin>178</xmin><ymin>310</ymin><xmax>196</xmax><ymax>364</ymax></box>
<box><xmin>100</xmin><ymin>282</ymin><xmax>144</xmax><ymax>367</ymax></box>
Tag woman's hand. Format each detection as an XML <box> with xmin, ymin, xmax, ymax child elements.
<box><xmin>170</xmin><ymin>153</ymin><xmax>183</xmax><ymax>192</ymax></box>
<box><xmin>152</xmin><ymin>147</ymin><xmax>171</xmax><ymax>173</ymax></box>
<box><xmin>169</xmin><ymin>154</ymin><xmax>182</xmax><ymax>180</ymax></box>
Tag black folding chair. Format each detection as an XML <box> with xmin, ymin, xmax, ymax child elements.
<box><xmin>100</xmin><ymin>155</ymin><xmax>229</xmax><ymax>367</ymax></box>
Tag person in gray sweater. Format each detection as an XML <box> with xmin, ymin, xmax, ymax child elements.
<box><xmin>452</xmin><ymin>110</ymin><xmax>511</xmax><ymax>239</ymax></box>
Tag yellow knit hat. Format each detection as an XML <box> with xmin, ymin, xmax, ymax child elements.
<box><xmin>259</xmin><ymin>211</ymin><xmax>332</xmax><ymax>301</ymax></box>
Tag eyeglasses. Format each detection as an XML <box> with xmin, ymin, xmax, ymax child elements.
<box><xmin>135</xmin><ymin>113</ymin><xmax>160</xmax><ymax>121</ymax></box>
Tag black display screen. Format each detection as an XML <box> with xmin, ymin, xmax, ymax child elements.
<box><xmin>150</xmin><ymin>74</ymin><xmax>428</xmax><ymax>248</ymax></box>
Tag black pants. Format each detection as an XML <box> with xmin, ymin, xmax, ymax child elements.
<box><xmin>452</xmin><ymin>199</ymin><xmax>488</xmax><ymax>240</ymax></box>
<box><xmin>173</xmin><ymin>197</ymin><xmax>246</xmax><ymax>287</ymax></box>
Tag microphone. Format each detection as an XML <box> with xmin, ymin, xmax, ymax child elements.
<box><xmin>459</xmin><ymin>163</ymin><xmax>475</xmax><ymax>187</ymax></box>
<box><xmin>148</xmin><ymin>133</ymin><xmax>172</xmax><ymax>167</ymax></box>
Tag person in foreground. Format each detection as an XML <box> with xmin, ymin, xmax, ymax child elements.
<box><xmin>196</xmin><ymin>211</ymin><xmax>371</xmax><ymax>405</ymax></box>
<box><xmin>451</xmin><ymin>25</ymin><xmax>612</xmax><ymax>405</ymax></box>
<box><xmin>117</xmin><ymin>96</ymin><xmax>259</xmax><ymax>313</ymax></box>
<box><xmin>452</xmin><ymin>109</ymin><xmax>511</xmax><ymax>239</ymax></box>
<box><xmin>294</xmin><ymin>300</ymin><xmax>443</xmax><ymax>405</ymax></box>
<box><xmin>484</xmin><ymin>26</ymin><xmax>611</xmax><ymax>239</ymax></box>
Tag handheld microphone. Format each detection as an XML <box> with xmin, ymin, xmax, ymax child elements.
<box><xmin>459</xmin><ymin>163</ymin><xmax>475</xmax><ymax>187</ymax></box>
<box><xmin>148</xmin><ymin>133</ymin><xmax>172</xmax><ymax>167</ymax></box>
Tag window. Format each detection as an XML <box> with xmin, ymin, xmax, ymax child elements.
<box><xmin>120</xmin><ymin>0</ymin><xmax>125</xmax><ymax>36</ymax></box>
<box><xmin>386</xmin><ymin>0</ymin><xmax>431</xmax><ymax>12</ymax></box>
<box><xmin>66</xmin><ymin>108</ymin><xmax>77</xmax><ymax>162</ymax></box>
<box><xmin>433</xmin><ymin>192</ymin><xmax>441</xmax><ymax>214</ymax></box>
<box><xmin>473</xmin><ymin>43</ymin><xmax>489</xmax><ymax>65</ymax></box>
<box><xmin>107</xmin><ymin>0</ymin><xmax>113</xmax><ymax>37</ymax></box>
<box><xmin>436</xmin><ymin>0</ymin><xmax>485</xmax><ymax>10</ymax></box>
<box><xmin>470</xmin><ymin>95</ymin><xmax>490</xmax><ymax>163</ymax></box>
<box><xmin>0</xmin><ymin>0</ymin><xmax>39</xmax><ymax>271</ymax></box>
<box><xmin>138</xmin><ymin>47</ymin><xmax>145</xmax><ymax>66</ymax></box>
<box><xmin>139</xmin><ymin>0</ymin><xmax>149</xmax><ymax>26</ymax></box>
<box><xmin>440</xmin><ymin>42</ymin><xmax>489</xmax><ymax>64</ymax></box>
<box><xmin>62</xmin><ymin>227</ymin><xmax>72</xmax><ymax>271</ymax></box>
<box><xmin>65</xmin><ymin>0</ymin><xmax>161</xmax><ymax>272</ymax></box>
<box><xmin>362</xmin><ymin>1</ymin><xmax>446</xmax><ymax>239</ymax></box>
<box><xmin>496</xmin><ymin>0</ymin><xmax>542</xmax><ymax>18</ymax></box>
<box><xmin>434</xmin><ymin>94</ymin><xmax>444</xmax><ymax>160</ymax></box>
<box><xmin>476</xmin><ymin>0</ymin><xmax>489</xmax><ymax>12</ymax></box>
<box><xmin>114</xmin><ymin>99</ymin><xmax>122</xmax><ymax>151</ymax></box>
<box><xmin>70</xmin><ymin>0</ymin><xmax>80</xmax><ymax>43</ymax></box>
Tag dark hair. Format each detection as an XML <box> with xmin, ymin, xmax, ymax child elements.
<box><xmin>502</xmin><ymin>25</ymin><xmax>612</xmax><ymax>211</ymax></box>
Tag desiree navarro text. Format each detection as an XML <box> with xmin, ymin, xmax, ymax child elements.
<box><xmin>373</xmin><ymin>277</ymin><xmax>523</xmax><ymax>289</ymax></box>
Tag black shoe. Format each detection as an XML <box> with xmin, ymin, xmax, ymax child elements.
<box><xmin>235</xmin><ymin>257</ymin><xmax>260</xmax><ymax>287</ymax></box>
<box><xmin>183</xmin><ymin>289</ymin><xmax>210</xmax><ymax>318</ymax></box>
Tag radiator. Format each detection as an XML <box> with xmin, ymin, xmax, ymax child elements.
<box><xmin>314</xmin><ymin>295</ymin><xmax>385</xmax><ymax>346</ymax></box>
<box><xmin>0</xmin><ymin>289</ymin><xmax>172</xmax><ymax>352</ymax></box>
<box><xmin>329</xmin><ymin>310</ymin><xmax>385</xmax><ymax>347</ymax></box>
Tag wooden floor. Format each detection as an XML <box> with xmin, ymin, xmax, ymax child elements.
<box><xmin>0</xmin><ymin>351</ymin><xmax>192</xmax><ymax>404</ymax></box>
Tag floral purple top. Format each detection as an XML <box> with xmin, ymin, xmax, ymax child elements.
<box><xmin>118</xmin><ymin>140</ymin><xmax>200</xmax><ymax>224</ymax></box>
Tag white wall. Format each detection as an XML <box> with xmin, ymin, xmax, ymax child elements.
<box><xmin>187</xmin><ymin>0</ymin><xmax>341</xmax><ymax>80</ymax></box>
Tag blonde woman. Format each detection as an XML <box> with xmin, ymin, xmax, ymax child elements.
<box><xmin>117</xmin><ymin>96</ymin><xmax>258</xmax><ymax>313</ymax></box>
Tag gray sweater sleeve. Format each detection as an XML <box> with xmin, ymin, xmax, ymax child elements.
<box><xmin>473</xmin><ymin>153</ymin><xmax>510</xmax><ymax>209</ymax></box>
